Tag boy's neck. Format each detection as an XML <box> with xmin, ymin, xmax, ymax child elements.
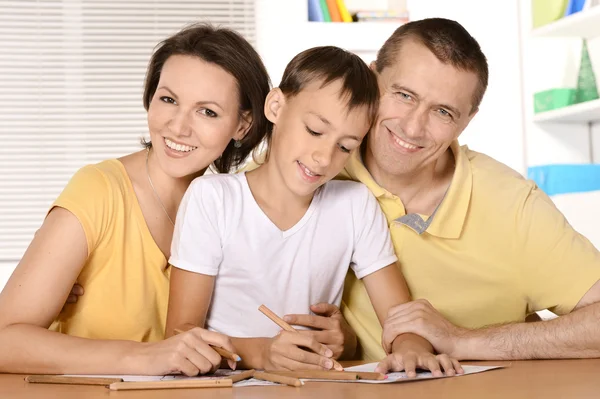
<box><xmin>245</xmin><ymin>161</ymin><xmax>315</xmax><ymax>231</ymax></box>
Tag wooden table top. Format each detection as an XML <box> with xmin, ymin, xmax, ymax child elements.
<box><xmin>2</xmin><ymin>359</ymin><xmax>599</xmax><ymax>398</ymax></box>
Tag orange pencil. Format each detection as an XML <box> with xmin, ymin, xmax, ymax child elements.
<box><xmin>25</xmin><ymin>375</ymin><xmax>123</xmax><ymax>386</ymax></box>
<box><xmin>253</xmin><ymin>371</ymin><xmax>303</xmax><ymax>387</ymax></box>
<box><xmin>258</xmin><ymin>305</ymin><xmax>344</xmax><ymax>371</ymax></box>
<box><xmin>173</xmin><ymin>328</ymin><xmax>241</xmax><ymax>362</ymax></box>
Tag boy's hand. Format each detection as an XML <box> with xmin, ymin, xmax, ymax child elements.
<box><xmin>261</xmin><ymin>331</ymin><xmax>336</xmax><ymax>371</ymax></box>
<box><xmin>375</xmin><ymin>348</ymin><xmax>463</xmax><ymax>377</ymax></box>
<box><xmin>62</xmin><ymin>283</ymin><xmax>84</xmax><ymax>311</ymax></box>
<box><xmin>283</xmin><ymin>303</ymin><xmax>357</xmax><ymax>361</ymax></box>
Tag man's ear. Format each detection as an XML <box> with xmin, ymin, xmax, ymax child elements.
<box><xmin>369</xmin><ymin>61</ymin><xmax>377</xmax><ymax>72</ymax></box>
<box><xmin>234</xmin><ymin>111</ymin><xmax>253</xmax><ymax>141</ymax></box>
<box><xmin>264</xmin><ymin>87</ymin><xmax>285</xmax><ymax>124</ymax></box>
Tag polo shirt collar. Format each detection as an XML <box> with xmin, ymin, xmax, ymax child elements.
<box><xmin>343</xmin><ymin>140</ymin><xmax>472</xmax><ymax>239</ymax></box>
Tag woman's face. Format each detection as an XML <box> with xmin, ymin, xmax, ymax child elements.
<box><xmin>147</xmin><ymin>54</ymin><xmax>246</xmax><ymax>178</ymax></box>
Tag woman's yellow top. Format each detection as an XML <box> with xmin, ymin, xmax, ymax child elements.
<box><xmin>49</xmin><ymin>160</ymin><xmax>170</xmax><ymax>342</ymax></box>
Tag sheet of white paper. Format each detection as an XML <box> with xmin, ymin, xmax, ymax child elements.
<box><xmin>64</xmin><ymin>369</ymin><xmax>284</xmax><ymax>387</ymax></box>
<box><xmin>330</xmin><ymin>362</ymin><xmax>503</xmax><ymax>384</ymax></box>
<box><xmin>64</xmin><ymin>362</ymin><xmax>501</xmax><ymax>386</ymax></box>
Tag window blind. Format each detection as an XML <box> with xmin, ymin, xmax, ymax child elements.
<box><xmin>0</xmin><ymin>0</ymin><xmax>256</xmax><ymax>261</ymax></box>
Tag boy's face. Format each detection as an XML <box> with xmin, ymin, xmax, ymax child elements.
<box><xmin>267</xmin><ymin>79</ymin><xmax>372</xmax><ymax>198</ymax></box>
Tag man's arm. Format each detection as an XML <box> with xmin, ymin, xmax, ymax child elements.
<box><xmin>382</xmin><ymin>279</ymin><xmax>600</xmax><ymax>360</ymax></box>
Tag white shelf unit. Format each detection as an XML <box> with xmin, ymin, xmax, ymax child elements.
<box><xmin>302</xmin><ymin>21</ymin><xmax>401</xmax><ymax>53</ymax></box>
<box><xmin>533</xmin><ymin>98</ymin><xmax>600</xmax><ymax>123</ymax></box>
<box><xmin>532</xmin><ymin>4</ymin><xmax>600</xmax><ymax>39</ymax></box>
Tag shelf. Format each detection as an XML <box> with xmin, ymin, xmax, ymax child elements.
<box><xmin>302</xmin><ymin>21</ymin><xmax>403</xmax><ymax>53</ymax></box>
<box><xmin>532</xmin><ymin>6</ymin><xmax>600</xmax><ymax>38</ymax></box>
<box><xmin>533</xmin><ymin>98</ymin><xmax>600</xmax><ymax>123</ymax></box>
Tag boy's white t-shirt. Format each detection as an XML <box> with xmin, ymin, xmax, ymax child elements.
<box><xmin>169</xmin><ymin>172</ymin><xmax>397</xmax><ymax>338</ymax></box>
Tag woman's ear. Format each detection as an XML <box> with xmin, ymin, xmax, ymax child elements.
<box><xmin>264</xmin><ymin>87</ymin><xmax>285</xmax><ymax>124</ymax></box>
<box><xmin>234</xmin><ymin>111</ymin><xmax>253</xmax><ymax>141</ymax></box>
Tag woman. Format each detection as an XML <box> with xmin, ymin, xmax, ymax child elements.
<box><xmin>0</xmin><ymin>23</ymin><xmax>271</xmax><ymax>376</ymax></box>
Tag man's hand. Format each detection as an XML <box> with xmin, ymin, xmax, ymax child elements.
<box><xmin>61</xmin><ymin>283</ymin><xmax>84</xmax><ymax>311</ymax></box>
<box><xmin>284</xmin><ymin>303</ymin><xmax>357</xmax><ymax>361</ymax></box>
<box><xmin>382</xmin><ymin>299</ymin><xmax>468</xmax><ymax>359</ymax></box>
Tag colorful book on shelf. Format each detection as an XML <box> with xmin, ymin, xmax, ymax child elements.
<box><xmin>319</xmin><ymin>0</ymin><xmax>332</xmax><ymax>22</ymax></box>
<box><xmin>308</xmin><ymin>0</ymin><xmax>324</xmax><ymax>21</ymax></box>
<box><xmin>336</xmin><ymin>0</ymin><xmax>352</xmax><ymax>22</ymax></box>
<box><xmin>325</xmin><ymin>0</ymin><xmax>342</xmax><ymax>22</ymax></box>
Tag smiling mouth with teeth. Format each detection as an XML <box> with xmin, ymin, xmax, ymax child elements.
<box><xmin>164</xmin><ymin>137</ymin><xmax>197</xmax><ymax>153</ymax></box>
<box><xmin>298</xmin><ymin>161</ymin><xmax>321</xmax><ymax>177</ymax></box>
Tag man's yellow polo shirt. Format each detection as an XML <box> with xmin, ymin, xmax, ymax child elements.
<box><xmin>340</xmin><ymin>141</ymin><xmax>600</xmax><ymax>361</ymax></box>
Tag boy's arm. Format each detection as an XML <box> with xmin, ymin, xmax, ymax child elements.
<box><xmin>231</xmin><ymin>334</ymin><xmax>336</xmax><ymax>371</ymax></box>
<box><xmin>362</xmin><ymin>264</ymin><xmax>462</xmax><ymax>377</ymax></box>
<box><xmin>164</xmin><ymin>267</ymin><xmax>215</xmax><ymax>338</ymax></box>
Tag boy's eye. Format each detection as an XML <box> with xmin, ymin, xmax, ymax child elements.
<box><xmin>305</xmin><ymin>126</ymin><xmax>322</xmax><ymax>136</ymax></box>
<box><xmin>160</xmin><ymin>96</ymin><xmax>176</xmax><ymax>104</ymax></box>
<box><xmin>199</xmin><ymin>108</ymin><xmax>218</xmax><ymax>118</ymax></box>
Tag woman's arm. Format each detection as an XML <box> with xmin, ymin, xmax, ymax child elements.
<box><xmin>0</xmin><ymin>208</ymin><xmax>227</xmax><ymax>376</ymax></box>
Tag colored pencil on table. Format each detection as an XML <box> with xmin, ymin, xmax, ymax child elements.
<box><xmin>173</xmin><ymin>327</ymin><xmax>241</xmax><ymax>362</ymax></box>
<box><xmin>25</xmin><ymin>375</ymin><xmax>123</xmax><ymax>386</ymax></box>
<box><xmin>271</xmin><ymin>370</ymin><xmax>358</xmax><ymax>380</ymax></box>
<box><xmin>258</xmin><ymin>304</ymin><xmax>344</xmax><ymax>371</ymax></box>
<box><xmin>228</xmin><ymin>369</ymin><xmax>256</xmax><ymax>383</ymax></box>
<box><xmin>108</xmin><ymin>378</ymin><xmax>232</xmax><ymax>391</ymax></box>
<box><xmin>253</xmin><ymin>371</ymin><xmax>303</xmax><ymax>387</ymax></box>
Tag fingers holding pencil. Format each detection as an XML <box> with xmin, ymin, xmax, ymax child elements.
<box><xmin>259</xmin><ymin>305</ymin><xmax>343</xmax><ymax>371</ymax></box>
<box><xmin>173</xmin><ymin>326</ymin><xmax>240</xmax><ymax>371</ymax></box>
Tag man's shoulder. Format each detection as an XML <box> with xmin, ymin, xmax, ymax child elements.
<box><xmin>464</xmin><ymin>146</ymin><xmax>536</xmax><ymax>194</ymax></box>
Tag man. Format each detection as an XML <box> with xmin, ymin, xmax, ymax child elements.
<box><xmin>289</xmin><ymin>17</ymin><xmax>600</xmax><ymax>372</ymax></box>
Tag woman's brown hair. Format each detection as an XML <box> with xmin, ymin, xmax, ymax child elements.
<box><xmin>142</xmin><ymin>23</ymin><xmax>272</xmax><ymax>173</ymax></box>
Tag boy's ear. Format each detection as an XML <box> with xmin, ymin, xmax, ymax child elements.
<box><xmin>234</xmin><ymin>111</ymin><xmax>253</xmax><ymax>141</ymax></box>
<box><xmin>264</xmin><ymin>87</ymin><xmax>285</xmax><ymax>124</ymax></box>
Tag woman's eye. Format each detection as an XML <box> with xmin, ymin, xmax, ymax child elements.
<box><xmin>160</xmin><ymin>96</ymin><xmax>176</xmax><ymax>104</ymax></box>
<box><xmin>199</xmin><ymin>108</ymin><xmax>218</xmax><ymax>118</ymax></box>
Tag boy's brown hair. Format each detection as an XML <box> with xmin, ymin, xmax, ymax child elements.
<box><xmin>279</xmin><ymin>46</ymin><xmax>379</xmax><ymax>129</ymax></box>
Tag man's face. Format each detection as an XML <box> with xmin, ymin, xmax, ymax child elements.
<box><xmin>367</xmin><ymin>39</ymin><xmax>479</xmax><ymax>178</ymax></box>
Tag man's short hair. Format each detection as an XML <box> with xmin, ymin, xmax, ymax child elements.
<box><xmin>375</xmin><ymin>18</ymin><xmax>488</xmax><ymax>114</ymax></box>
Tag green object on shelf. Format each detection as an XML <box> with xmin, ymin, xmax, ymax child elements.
<box><xmin>575</xmin><ymin>40</ymin><xmax>599</xmax><ymax>103</ymax></box>
<box><xmin>319</xmin><ymin>0</ymin><xmax>331</xmax><ymax>22</ymax></box>
<box><xmin>534</xmin><ymin>88</ymin><xmax>577</xmax><ymax>113</ymax></box>
<box><xmin>532</xmin><ymin>0</ymin><xmax>568</xmax><ymax>28</ymax></box>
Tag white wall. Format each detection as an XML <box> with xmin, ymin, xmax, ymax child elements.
<box><xmin>256</xmin><ymin>0</ymin><xmax>527</xmax><ymax>175</ymax></box>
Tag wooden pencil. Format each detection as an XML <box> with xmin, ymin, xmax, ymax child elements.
<box><xmin>25</xmin><ymin>375</ymin><xmax>123</xmax><ymax>386</ymax></box>
<box><xmin>258</xmin><ymin>304</ymin><xmax>344</xmax><ymax>371</ymax></box>
<box><xmin>173</xmin><ymin>328</ymin><xmax>241</xmax><ymax>362</ymax></box>
<box><xmin>253</xmin><ymin>371</ymin><xmax>303</xmax><ymax>387</ymax></box>
<box><xmin>227</xmin><ymin>369</ymin><xmax>255</xmax><ymax>383</ymax></box>
<box><xmin>270</xmin><ymin>370</ymin><xmax>358</xmax><ymax>380</ymax></box>
<box><xmin>355</xmin><ymin>371</ymin><xmax>387</xmax><ymax>380</ymax></box>
<box><xmin>258</xmin><ymin>304</ymin><xmax>297</xmax><ymax>332</ymax></box>
<box><xmin>108</xmin><ymin>378</ymin><xmax>232</xmax><ymax>391</ymax></box>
